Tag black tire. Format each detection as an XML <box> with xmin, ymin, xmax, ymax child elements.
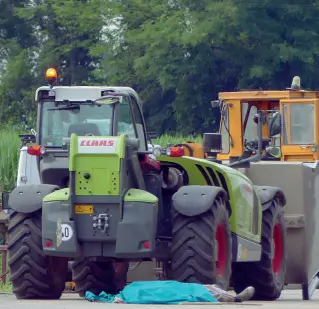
<box><xmin>7</xmin><ymin>211</ymin><xmax>68</xmax><ymax>299</ymax></box>
<box><xmin>171</xmin><ymin>197</ymin><xmax>232</xmax><ymax>290</ymax></box>
<box><xmin>72</xmin><ymin>259</ymin><xmax>128</xmax><ymax>297</ymax></box>
<box><xmin>232</xmin><ymin>199</ymin><xmax>287</xmax><ymax>300</ymax></box>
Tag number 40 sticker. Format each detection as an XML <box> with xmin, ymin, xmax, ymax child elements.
<box><xmin>61</xmin><ymin>224</ymin><xmax>73</xmax><ymax>241</ymax></box>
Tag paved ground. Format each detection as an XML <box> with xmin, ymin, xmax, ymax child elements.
<box><xmin>0</xmin><ymin>290</ymin><xmax>319</xmax><ymax>309</ymax></box>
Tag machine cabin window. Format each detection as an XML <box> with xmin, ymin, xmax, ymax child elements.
<box><xmin>118</xmin><ymin>96</ymin><xmax>147</xmax><ymax>151</ymax></box>
<box><xmin>242</xmin><ymin>103</ymin><xmax>258</xmax><ymax>145</ymax></box>
<box><xmin>40</xmin><ymin>96</ymin><xmax>147</xmax><ymax>149</ymax></box>
<box><xmin>282</xmin><ymin>103</ymin><xmax>315</xmax><ymax>145</ymax></box>
<box><xmin>40</xmin><ymin>101</ymin><xmax>114</xmax><ymax>147</ymax></box>
<box><xmin>130</xmin><ymin>96</ymin><xmax>147</xmax><ymax>151</ymax></box>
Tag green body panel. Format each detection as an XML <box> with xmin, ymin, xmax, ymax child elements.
<box><xmin>124</xmin><ymin>188</ymin><xmax>158</xmax><ymax>204</ymax></box>
<box><xmin>159</xmin><ymin>155</ymin><xmax>262</xmax><ymax>243</ymax></box>
<box><xmin>69</xmin><ymin>134</ymin><xmax>126</xmax><ymax>196</ymax></box>
<box><xmin>43</xmin><ymin>188</ymin><xmax>70</xmax><ymax>202</ymax></box>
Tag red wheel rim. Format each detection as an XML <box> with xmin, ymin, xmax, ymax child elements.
<box><xmin>272</xmin><ymin>223</ymin><xmax>283</xmax><ymax>274</ymax></box>
<box><xmin>216</xmin><ymin>224</ymin><xmax>227</xmax><ymax>276</ymax></box>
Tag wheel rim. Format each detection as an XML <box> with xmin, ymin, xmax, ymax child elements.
<box><xmin>216</xmin><ymin>224</ymin><xmax>227</xmax><ymax>276</ymax></box>
<box><xmin>272</xmin><ymin>223</ymin><xmax>283</xmax><ymax>274</ymax></box>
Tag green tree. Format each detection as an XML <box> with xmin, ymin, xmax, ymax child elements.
<box><xmin>16</xmin><ymin>0</ymin><xmax>106</xmax><ymax>85</ymax></box>
<box><xmin>3</xmin><ymin>0</ymin><xmax>319</xmax><ymax>135</ymax></box>
<box><xmin>95</xmin><ymin>0</ymin><xmax>239</xmax><ymax>134</ymax></box>
<box><xmin>232</xmin><ymin>1</ymin><xmax>319</xmax><ymax>90</ymax></box>
<box><xmin>0</xmin><ymin>0</ymin><xmax>37</xmax><ymax>127</ymax></box>
<box><xmin>1</xmin><ymin>0</ymin><xmax>107</xmax><ymax>126</ymax></box>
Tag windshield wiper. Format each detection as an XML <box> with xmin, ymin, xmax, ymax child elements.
<box><xmin>48</xmin><ymin>106</ymin><xmax>80</xmax><ymax>111</ymax></box>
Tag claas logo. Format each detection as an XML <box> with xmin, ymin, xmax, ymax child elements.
<box><xmin>80</xmin><ymin>139</ymin><xmax>115</xmax><ymax>147</ymax></box>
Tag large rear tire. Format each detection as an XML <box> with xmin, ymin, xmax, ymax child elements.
<box><xmin>8</xmin><ymin>211</ymin><xmax>68</xmax><ymax>299</ymax></box>
<box><xmin>72</xmin><ymin>259</ymin><xmax>128</xmax><ymax>297</ymax></box>
<box><xmin>232</xmin><ymin>199</ymin><xmax>287</xmax><ymax>300</ymax></box>
<box><xmin>171</xmin><ymin>197</ymin><xmax>231</xmax><ymax>290</ymax></box>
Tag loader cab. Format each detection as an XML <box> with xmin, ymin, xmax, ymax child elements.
<box><xmin>36</xmin><ymin>89</ymin><xmax>147</xmax><ymax>152</ymax></box>
<box><xmin>216</xmin><ymin>85</ymin><xmax>319</xmax><ymax>163</ymax></box>
<box><xmin>31</xmin><ymin>68</ymin><xmax>149</xmax><ymax>187</ymax></box>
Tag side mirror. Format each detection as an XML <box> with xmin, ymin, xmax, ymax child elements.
<box><xmin>1</xmin><ymin>191</ymin><xmax>10</xmax><ymax>210</ymax></box>
<box><xmin>211</xmin><ymin>100</ymin><xmax>220</xmax><ymax>108</ymax></box>
<box><xmin>267</xmin><ymin>112</ymin><xmax>281</xmax><ymax>137</ymax></box>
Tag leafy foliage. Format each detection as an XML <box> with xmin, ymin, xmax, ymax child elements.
<box><xmin>1</xmin><ymin>1</ymin><xmax>319</xmax><ymax>135</ymax></box>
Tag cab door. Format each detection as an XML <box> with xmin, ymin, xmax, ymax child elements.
<box><xmin>280</xmin><ymin>99</ymin><xmax>319</xmax><ymax>161</ymax></box>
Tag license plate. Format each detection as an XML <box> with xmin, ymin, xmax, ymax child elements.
<box><xmin>75</xmin><ymin>205</ymin><xmax>94</xmax><ymax>214</ymax></box>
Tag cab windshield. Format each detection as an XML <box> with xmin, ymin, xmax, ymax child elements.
<box><xmin>40</xmin><ymin>99</ymin><xmax>134</xmax><ymax>147</ymax></box>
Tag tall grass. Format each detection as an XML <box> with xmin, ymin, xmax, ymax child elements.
<box><xmin>153</xmin><ymin>134</ymin><xmax>203</xmax><ymax>146</ymax></box>
<box><xmin>0</xmin><ymin>129</ymin><xmax>20</xmax><ymax>192</ymax></box>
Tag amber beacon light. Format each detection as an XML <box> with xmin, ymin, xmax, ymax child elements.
<box><xmin>45</xmin><ymin>68</ymin><xmax>57</xmax><ymax>86</ymax></box>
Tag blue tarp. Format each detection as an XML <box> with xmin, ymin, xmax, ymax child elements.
<box><xmin>85</xmin><ymin>280</ymin><xmax>219</xmax><ymax>304</ymax></box>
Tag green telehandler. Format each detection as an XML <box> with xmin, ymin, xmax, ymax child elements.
<box><xmin>3</xmin><ymin>68</ymin><xmax>287</xmax><ymax>301</ymax></box>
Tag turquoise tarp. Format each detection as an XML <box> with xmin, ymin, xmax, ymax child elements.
<box><xmin>85</xmin><ymin>280</ymin><xmax>219</xmax><ymax>304</ymax></box>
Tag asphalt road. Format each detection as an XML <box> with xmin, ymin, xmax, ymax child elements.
<box><xmin>0</xmin><ymin>290</ymin><xmax>319</xmax><ymax>309</ymax></box>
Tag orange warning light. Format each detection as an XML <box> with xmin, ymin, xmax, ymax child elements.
<box><xmin>45</xmin><ymin>68</ymin><xmax>57</xmax><ymax>84</ymax></box>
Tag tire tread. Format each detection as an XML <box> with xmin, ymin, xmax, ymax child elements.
<box><xmin>72</xmin><ymin>260</ymin><xmax>128</xmax><ymax>297</ymax></box>
<box><xmin>232</xmin><ymin>199</ymin><xmax>287</xmax><ymax>300</ymax></box>
<box><xmin>8</xmin><ymin>211</ymin><xmax>67</xmax><ymax>299</ymax></box>
<box><xmin>171</xmin><ymin>198</ymin><xmax>232</xmax><ymax>289</ymax></box>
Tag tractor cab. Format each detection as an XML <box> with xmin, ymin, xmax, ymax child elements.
<box><xmin>26</xmin><ymin>68</ymin><xmax>184</xmax><ymax>208</ymax></box>
<box><xmin>35</xmin><ymin>70</ymin><xmax>148</xmax><ymax>152</ymax></box>
<box><xmin>216</xmin><ymin>77</ymin><xmax>319</xmax><ymax>163</ymax></box>
<box><xmin>28</xmin><ymin>68</ymin><xmax>162</xmax><ymax>188</ymax></box>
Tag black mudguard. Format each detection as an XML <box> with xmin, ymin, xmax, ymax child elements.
<box><xmin>8</xmin><ymin>184</ymin><xmax>60</xmax><ymax>213</ymax></box>
<box><xmin>172</xmin><ymin>185</ymin><xmax>227</xmax><ymax>217</ymax></box>
<box><xmin>254</xmin><ymin>185</ymin><xmax>287</xmax><ymax>211</ymax></box>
